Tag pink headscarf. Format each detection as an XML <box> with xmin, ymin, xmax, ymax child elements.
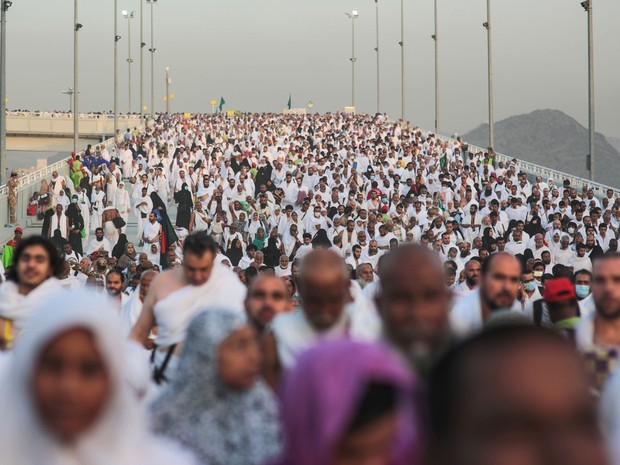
<box><xmin>274</xmin><ymin>339</ymin><xmax>421</xmax><ymax>465</ymax></box>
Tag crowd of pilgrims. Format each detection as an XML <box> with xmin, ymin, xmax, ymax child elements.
<box><xmin>2</xmin><ymin>112</ymin><xmax>620</xmax><ymax>465</ymax></box>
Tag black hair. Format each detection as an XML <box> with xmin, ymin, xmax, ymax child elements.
<box><xmin>244</xmin><ymin>265</ymin><xmax>259</xmax><ymax>283</ymax></box>
<box><xmin>6</xmin><ymin>236</ymin><xmax>63</xmax><ymax>282</ymax></box>
<box><xmin>428</xmin><ymin>325</ymin><xmax>566</xmax><ymax>441</ymax></box>
<box><xmin>346</xmin><ymin>382</ymin><xmax>397</xmax><ymax>434</ymax></box>
<box><xmin>106</xmin><ymin>269</ymin><xmax>123</xmax><ymax>281</ymax></box>
<box><xmin>183</xmin><ymin>233</ymin><xmax>218</xmax><ymax>257</ymax></box>
<box><xmin>574</xmin><ymin>268</ymin><xmax>592</xmax><ymax>279</ymax></box>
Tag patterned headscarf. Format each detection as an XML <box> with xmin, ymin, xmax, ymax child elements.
<box><xmin>150</xmin><ymin>309</ymin><xmax>282</xmax><ymax>465</ymax></box>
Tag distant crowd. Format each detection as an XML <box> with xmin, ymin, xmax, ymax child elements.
<box><xmin>1</xmin><ymin>112</ymin><xmax>620</xmax><ymax>465</ymax></box>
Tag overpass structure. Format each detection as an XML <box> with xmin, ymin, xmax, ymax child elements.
<box><xmin>0</xmin><ymin>114</ymin><xmax>616</xmax><ymax>246</ymax></box>
<box><xmin>6</xmin><ymin>112</ymin><xmax>141</xmax><ymax>138</ymax></box>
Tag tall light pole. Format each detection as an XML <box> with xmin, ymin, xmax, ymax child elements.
<box><xmin>122</xmin><ymin>10</ymin><xmax>135</xmax><ymax>114</ymax></box>
<box><xmin>147</xmin><ymin>0</ymin><xmax>157</xmax><ymax>118</ymax></box>
<box><xmin>0</xmin><ymin>0</ymin><xmax>13</xmax><ymax>184</ymax></box>
<box><xmin>165</xmin><ymin>67</ymin><xmax>171</xmax><ymax>114</ymax></box>
<box><xmin>114</xmin><ymin>0</ymin><xmax>119</xmax><ymax>141</ymax></box>
<box><xmin>483</xmin><ymin>0</ymin><xmax>494</xmax><ymax>151</ymax></box>
<box><xmin>399</xmin><ymin>0</ymin><xmax>405</xmax><ymax>121</ymax></box>
<box><xmin>581</xmin><ymin>0</ymin><xmax>595</xmax><ymax>181</ymax></box>
<box><xmin>345</xmin><ymin>10</ymin><xmax>358</xmax><ymax>110</ymax></box>
<box><xmin>73</xmin><ymin>0</ymin><xmax>81</xmax><ymax>155</ymax></box>
<box><xmin>140</xmin><ymin>0</ymin><xmax>144</xmax><ymax>122</ymax></box>
<box><xmin>432</xmin><ymin>0</ymin><xmax>439</xmax><ymax>134</ymax></box>
<box><xmin>61</xmin><ymin>87</ymin><xmax>74</xmax><ymax>113</ymax></box>
<box><xmin>374</xmin><ymin>0</ymin><xmax>380</xmax><ymax>114</ymax></box>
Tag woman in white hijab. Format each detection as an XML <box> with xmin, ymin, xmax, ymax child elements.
<box><xmin>0</xmin><ymin>290</ymin><xmax>196</xmax><ymax>465</ymax></box>
<box><xmin>150</xmin><ymin>309</ymin><xmax>282</xmax><ymax>465</ymax></box>
<box><xmin>146</xmin><ymin>242</ymin><xmax>161</xmax><ymax>267</ymax></box>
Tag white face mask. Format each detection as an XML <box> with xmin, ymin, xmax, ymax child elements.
<box><xmin>314</xmin><ymin>212</ymin><xmax>321</xmax><ymax>218</ymax></box>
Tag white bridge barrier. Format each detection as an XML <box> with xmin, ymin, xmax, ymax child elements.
<box><xmin>6</xmin><ymin>113</ymin><xmax>141</xmax><ymax>138</ymax></box>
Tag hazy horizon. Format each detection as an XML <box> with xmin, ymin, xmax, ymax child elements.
<box><xmin>4</xmin><ymin>0</ymin><xmax>619</xmax><ymax>138</ymax></box>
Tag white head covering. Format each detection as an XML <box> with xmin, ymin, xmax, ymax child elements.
<box><xmin>0</xmin><ymin>290</ymin><xmax>196</xmax><ymax>465</ymax></box>
<box><xmin>150</xmin><ymin>309</ymin><xmax>282</xmax><ymax>465</ymax></box>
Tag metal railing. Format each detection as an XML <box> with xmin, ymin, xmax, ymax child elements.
<box><xmin>0</xmin><ymin>135</ymin><xmax>121</xmax><ymax>237</ymax></box>
<box><xmin>7</xmin><ymin>111</ymin><xmax>142</xmax><ymax>119</ymax></box>
<box><xmin>433</xmin><ymin>133</ymin><xmax>615</xmax><ymax>196</ymax></box>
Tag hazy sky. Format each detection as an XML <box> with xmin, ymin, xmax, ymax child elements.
<box><xmin>5</xmin><ymin>0</ymin><xmax>620</xmax><ymax>138</ymax></box>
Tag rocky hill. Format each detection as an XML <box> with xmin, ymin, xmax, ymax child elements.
<box><xmin>462</xmin><ymin>109</ymin><xmax>620</xmax><ymax>187</ymax></box>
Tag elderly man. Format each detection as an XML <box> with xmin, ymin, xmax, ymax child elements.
<box><xmin>120</xmin><ymin>270</ymin><xmax>157</xmax><ymax>337</ymax></box>
<box><xmin>375</xmin><ymin>245</ymin><xmax>452</xmax><ymax>377</ymax></box>
<box><xmin>264</xmin><ymin>249</ymin><xmax>379</xmax><ymax>390</ymax></box>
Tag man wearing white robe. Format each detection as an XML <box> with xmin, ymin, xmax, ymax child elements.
<box><xmin>0</xmin><ymin>237</ymin><xmax>61</xmax><ymax>344</ymax></box>
<box><xmin>49</xmin><ymin>204</ymin><xmax>69</xmax><ymax>240</ymax></box>
<box><xmin>90</xmin><ymin>185</ymin><xmax>106</xmax><ymax>232</ymax></box>
<box><xmin>74</xmin><ymin>186</ymin><xmax>91</xmax><ymax>240</ymax></box>
<box><xmin>135</xmin><ymin>187</ymin><xmax>154</xmax><ymax>242</ymax></box>
<box><xmin>130</xmin><ymin>234</ymin><xmax>246</xmax><ymax>382</ymax></box>
<box><xmin>115</xmin><ymin>181</ymin><xmax>131</xmax><ymax>234</ymax></box>
<box><xmin>142</xmin><ymin>212</ymin><xmax>162</xmax><ymax>253</ymax></box>
<box><xmin>86</xmin><ymin>228</ymin><xmax>112</xmax><ymax>256</ymax></box>
<box><xmin>121</xmin><ymin>270</ymin><xmax>157</xmax><ymax>337</ymax></box>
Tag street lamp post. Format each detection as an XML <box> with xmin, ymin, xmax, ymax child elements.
<box><xmin>147</xmin><ymin>0</ymin><xmax>157</xmax><ymax>118</ymax></box>
<box><xmin>374</xmin><ymin>0</ymin><xmax>380</xmax><ymax>114</ymax></box>
<box><xmin>432</xmin><ymin>0</ymin><xmax>439</xmax><ymax>135</ymax></box>
<box><xmin>0</xmin><ymin>0</ymin><xmax>13</xmax><ymax>184</ymax></box>
<box><xmin>140</xmin><ymin>0</ymin><xmax>144</xmax><ymax>122</ymax></box>
<box><xmin>114</xmin><ymin>0</ymin><xmax>119</xmax><ymax>142</ymax></box>
<box><xmin>483</xmin><ymin>0</ymin><xmax>494</xmax><ymax>151</ymax></box>
<box><xmin>62</xmin><ymin>87</ymin><xmax>74</xmax><ymax>113</ymax></box>
<box><xmin>122</xmin><ymin>10</ymin><xmax>135</xmax><ymax>114</ymax></box>
<box><xmin>345</xmin><ymin>10</ymin><xmax>358</xmax><ymax>110</ymax></box>
<box><xmin>581</xmin><ymin>0</ymin><xmax>595</xmax><ymax>181</ymax></box>
<box><xmin>73</xmin><ymin>0</ymin><xmax>81</xmax><ymax>155</ymax></box>
<box><xmin>165</xmin><ymin>67</ymin><xmax>171</xmax><ymax>114</ymax></box>
<box><xmin>399</xmin><ymin>0</ymin><xmax>405</xmax><ymax>121</ymax></box>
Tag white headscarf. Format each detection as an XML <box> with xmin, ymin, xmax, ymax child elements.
<box><xmin>150</xmin><ymin>309</ymin><xmax>282</xmax><ymax>465</ymax></box>
<box><xmin>0</xmin><ymin>289</ymin><xmax>196</xmax><ymax>465</ymax></box>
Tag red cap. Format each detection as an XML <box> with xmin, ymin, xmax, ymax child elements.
<box><xmin>15</xmin><ymin>227</ymin><xmax>23</xmax><ymax>233</ymax></box>
<box><xmin>543</xmin><ymin>277</ymin><xmax>576</xmax><ymax>303</ymax></box>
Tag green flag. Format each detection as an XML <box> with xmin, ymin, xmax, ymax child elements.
<box><xmin>287</xmin><ymin>94</ymin><xmax>292</xmax><ymax>110</ymax></box>
<box><xmin>219</xmin><ymin>97</ymin><xmax>226</xmax><ymax>112</ymax></box>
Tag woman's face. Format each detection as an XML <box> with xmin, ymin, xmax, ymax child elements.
<box><xmin>217</xmin><ymin>325</ymin><xmax>261</xmax><ymax>391</ymax></box>
<box><xmin>151</xmin><ymin>244</ymin><xmax>158</xmax><ymax>254</ymax></box>
<box><xmin>32</xmin><ymin>328</ymin><xmax>110</xmax><ymax>442</ymax></box>
<box><xmin>127</xmin><ymin>244</ymin><xmax>135</xmax><ymax>254</ymax></box>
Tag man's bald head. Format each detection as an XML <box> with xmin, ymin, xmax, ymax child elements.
<box><xmin>377</xmin><ymin>245</ymin><xmax>451</xmax><ymax>366</ymax></box>
<box><xmin>300</xmin><ymin>250</ymin><xmax>349</xmax><ymax>331</ymax></box>
<box><xmin>139</xmin><ymin>270</ymin><xmax>157</xmax><ymax>301</ymax></box>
